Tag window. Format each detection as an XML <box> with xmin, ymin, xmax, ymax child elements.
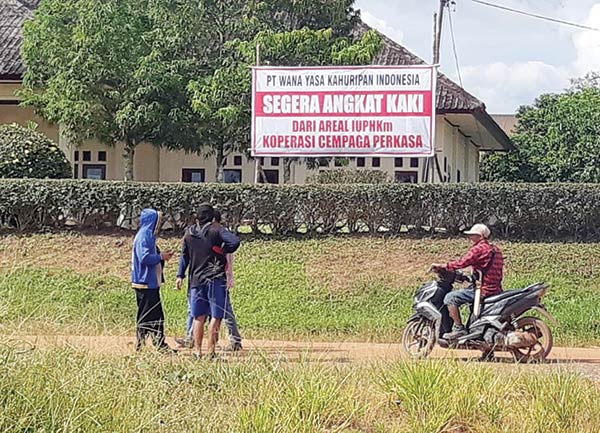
<box><xmin>83</xmin><ymin>151</ymin><xmax>91</xmax><ymax>162</ymax></box>
<box><xmin>410</xmin><ymin>158</ymin><xmax>419</xmax><ymax>168</ymax></box>
<box><xmin>182</xmin><ymin>168</ymin><xmax>205</xmax><ymax>183</ymax></box>
<box><xmin>224</xmin><ymin>169</ymin><xmax>242</xmax><ymax>183</ymax></box>
<box><xmin>234</xmin><ymin>155</ymin><xmax>243</xmax><ymax>166</ymax></box>
<box><xmin>82</xmin><ymin>164</ymin><xmax>106</xmax><ymax>180</ymax></box>
<box><xmin>457</xmin><ymin>169</ymin><xmax>462</xmax><ymax>183</ymax></box>
<box><xmin>394</xmin><ymin>158</ymin><xmax>403</xmax><ymax>168</ymax></box>
<box><xmin>74</xmin><ymin>164</ymin><xmax>79</xmax><ymax>179</ymax></box>
<box><xmin>372</xmin><ymin>157</ymin><xmax>381</xmax><ymax>168</ymax></box>
<box><xmin>318</xmin><ymin>159</ymin><xmax>329</xmax><ymax>167</ymax></box>
<box><xmin>444</xmin><ymin>157</ymin><xmax>448</xmax><ymax>172</ymax></box>
<box><xmin>356</xmin><ymin>157</ymin><xmax>366</xmax><ymax>167</ymax></box>
<box><xmin>271</xmin><ymin>157</ymin><xmax>280</xmax><ymax>167</ymax></box>
<box><xmin>98</xmin><ymin>151</ymin><xmax>107</xmax><ymax>162</ymax></box>
<box><xmin>334</xmin><ymin>158</ymin><xmax>344</xmax><ymax>167</ymax></box>
<box><xmin>260</xmin><ymin>169</ymin><xmax>279</xmax><ymax>184</ymax></box>
<box><xmin>260</xmin><ymin>157</ymin><xmax>265</xmax><ymax>165</ymax></box>
<box><xmin>74</xmin><ymin>151</ymin><xmax>79</xmax><ymax>162</ymax></box>
<box><xmin>223</xmin><ymin>157</ymin><xmax>228</xmax><ymax>167</ymax></box>
<box><xmin>395</xmin><ymin>171</ymin><xmax>418</xmax><ymax>184</ymax></box>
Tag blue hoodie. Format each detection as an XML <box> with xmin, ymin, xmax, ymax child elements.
<box><xmin>131</xmin><ymin>209</ymin><xmax>163</xmax><ymax>290</ymax></box>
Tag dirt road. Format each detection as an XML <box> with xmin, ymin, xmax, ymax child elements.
<box><xmin>4</xmin><ymin>334</ymin><xmax>600</xmax><ymax>365</ymax></box>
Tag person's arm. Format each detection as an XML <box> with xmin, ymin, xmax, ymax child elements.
<box><xmin>219</xmin><ymin>227</ymin><xmax>241</xmax><ymax>254</ymax></box>
<box><xmin>445</xmin><ymin>246</ymin><xmax>480</xmax><ymax>272</ymax></box>
<box><xmin>177</xmin><ymin>238</ymin><xmax>189</xmax><ymax>279</ymax></box>
<box><xmin>140</xmin><ymin>238</ymin><xmax>162</xmax><ymax>266</ymax></box>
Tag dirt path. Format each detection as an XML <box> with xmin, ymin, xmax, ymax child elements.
<box><xmin>4</xmin><ymin>334</ymin><xmax>600</xmax><ymax>365</ymax></box>
<box><xmin>5</xmin><ymin>334</ymin><xmax>600</xmax><ymax>380</ymax></box>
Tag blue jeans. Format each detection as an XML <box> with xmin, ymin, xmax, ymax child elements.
<box><xmin>186</xmin><ymin>288</ymin><xmax>242</xmax><ymax>345</ymax></box>
<box><xmin>444</xmin><ymin>288</ymin><xmax>475</xmax><ymax>307</ymax></box>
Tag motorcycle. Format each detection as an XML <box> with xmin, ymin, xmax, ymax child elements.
<box><xmin>402</xmin><ymin>268</ymin><xmax>558</xmax><ymax>362</ymax></box>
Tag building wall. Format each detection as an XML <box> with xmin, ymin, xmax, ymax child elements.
<box><xmin>0</xmin><ymin>82</ymin><xmax>481</xmax><ymax>184</ymax></box>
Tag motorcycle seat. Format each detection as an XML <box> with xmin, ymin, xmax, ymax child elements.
<box><xmin>483</xmin><ymin>283</ymin><xmax>544</xmax><ymax>304</ymax></box>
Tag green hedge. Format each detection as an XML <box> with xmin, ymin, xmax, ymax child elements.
<box><xmin>1</xmin><ymin>179</ymin><xmax>599</xmax><ymax>239</ymax></box>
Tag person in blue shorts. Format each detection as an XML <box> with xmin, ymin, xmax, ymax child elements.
<box><xmin>176</xmin><ymin>209</ymin><xmax>243</xmax><ymax>351</ymax></box>
<box><xmin>176</xmin><ymin>203</ymin><xmax>241</xmax><ymax>359</ymax></box>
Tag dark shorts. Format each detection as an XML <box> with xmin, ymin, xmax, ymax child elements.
<box><xmin>190</xmin><ymin>279</ymin><xmax>227</xmax><ymax>319</ymax></box>
<box><xmin>444</xmin><ymin>288</ymin><xmax>475</xmax><ymax>307</ymax></box>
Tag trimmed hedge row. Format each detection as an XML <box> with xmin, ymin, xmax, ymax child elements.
<box><xmin>1</xmin><ymin>179</ymin><xmax>600</xmax><ymax>240</ymax></box>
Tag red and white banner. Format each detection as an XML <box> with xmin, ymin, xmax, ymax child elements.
<box><xmin>251</xmin><ymin>66</ymin><xmax>437</xmax><ymax>157</ymax></box>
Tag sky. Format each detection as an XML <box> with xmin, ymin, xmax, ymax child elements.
<box><xmin>355</xmin><ymin>0</ymin><xmax>600</xmax><ymax>113</ymax></box>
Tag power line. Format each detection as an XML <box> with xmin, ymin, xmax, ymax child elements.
<box><xmin>447</xmin><ymin>7</ymin><xmax>463</xmax><ymax>88</ymax></box>
<box><xmin>471</xmin><ymin>0</ymin><xmax>600</xmax><ymax>33</ymax></box>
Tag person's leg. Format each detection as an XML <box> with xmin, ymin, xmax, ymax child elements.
<box><xmin>193</xmin><ymin>315</ymin><xmax>206</xmax><ymax>357</ymax></box>
<box><xmin>150</xmin><ymin>290</ymin><xmax>169</xmax><ymax>350</ymax></box>
<box><xmin>442</xmin><ymin>288</ymin><xmax>475</xmax><ymax>339</ymax></box>
<box><xmin>176</xmin><ymin>291</ymin><xmax>195</xmax><ymax>348</ymax></box>
<box><xmin>223</xmin><ymin>289</ymin><xmax>242</xmax><ymax>350</ymax></box>
<box><xmin>207</xmin><ymin>279</ymin><xmax>226</xmax><ymax>356</ymax></box>
<box><xmin>135</xmin><ymin>289</ymin><xmax>147</xmax><ymax>351</ymax></box>
<box><xmin>190</xmin><ymin>285</ymin><xmax>211</xmax><ymax>357</ymax></box>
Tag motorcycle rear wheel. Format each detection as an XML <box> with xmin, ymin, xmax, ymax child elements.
<box><xmin>510</xmin><ymin>316</ymin><xmax>553</xmax><ymax>363</ymax></box>
<box><xmin>402</xmin><ymin>319</ymin><xmax>436</xmax><ymax>359</ymax></box>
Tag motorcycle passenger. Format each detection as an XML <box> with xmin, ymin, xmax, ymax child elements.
<box><xmin>433</xmin><ymin>224</ymin><xmax>504</xmax><ymax>340</ymax></box>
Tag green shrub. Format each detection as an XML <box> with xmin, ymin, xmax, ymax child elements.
<box><xmin>1</xmin><ymin>179</ymin><xmax>600</xmax><ymax>240</ymax></box>
<box><xmin>0</xmin><ymin>123</ymin><xmax>71</xmax><ymax>179</ymax></box>
<box><xmin>307</xmin><ymin>168</ymin><xmax>391</xmax><ymax>184</ymax></box>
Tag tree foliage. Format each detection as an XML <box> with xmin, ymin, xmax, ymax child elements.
<box><xmin>20</xmin><ymin>0</ymin><xmax>197</xmax><ymax>181</ymax></box>
<box><xmin>481</xmin><ymin>86</ymin><xmax>600</xmax><ymax>183</ymax></box>
<box><xmin>183</xmin><ymin>1</ymin><xmax>381</xmax><ymax>182</ymax></box>
<box><xmin>0</xmin><ymin>124</ymin><xmax>71</xmax><ymax>179</ymax></box>
<box><xmin>20</xmin><ymin>0</ymin><xmax>380</xmax><ymax>182</ymax></box>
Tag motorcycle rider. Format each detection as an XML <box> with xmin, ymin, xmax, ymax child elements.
<box><xmin>432</xmin><ymin>224</ymin><xmax>504</xmax><ymax>340</ymax></box>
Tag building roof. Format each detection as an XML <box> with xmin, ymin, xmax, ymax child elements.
<box><xmin>491</xmin><ymin>114</ymin><xmax>518</xmax><ymax>136</ymax></box>
<box><xmin>354</xmin><ymin>21</ymin><xmax>485</xmax><ymax>113</ymax></box>
<box><xmin>0</xmin><ymin>0</ymin><xmax>38</xmax><ymax>80</ymax></box>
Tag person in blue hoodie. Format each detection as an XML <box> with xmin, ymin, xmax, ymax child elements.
<box><xmin>131</xmin><ymin>208</ymin><xmax>174</xmax><ymax>352</ymax></box>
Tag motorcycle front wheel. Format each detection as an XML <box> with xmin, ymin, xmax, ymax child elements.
<box><xmin>402</xmin><ymin>319</ymin><xmax>436</xmax><ymax>359</ymax></box>
<box><xmin>510</xmin><ymin>316</ymin><xmax>553</xmax><ymax>363</ymax></box>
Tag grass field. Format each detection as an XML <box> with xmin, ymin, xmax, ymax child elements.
<box><xmin>1</xmin><ymin>233</ymin><xmax>600</xmax><ymax>345</ymax></box>
<box><xmin>0</xmin><ymin>344</ymin><xmax>599</xmax><ymax>433</ymax></box>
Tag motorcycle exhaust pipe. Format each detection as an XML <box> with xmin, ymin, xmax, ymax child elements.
<box><xmin>504</xmin><ymin>331</ymin><xmax>538</xmax><ymax>349</ymax></box>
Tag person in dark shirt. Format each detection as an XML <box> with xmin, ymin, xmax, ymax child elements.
<box><xmin>175</xmin><ymin>209</ymin><xmax>243</xmax><ymax>351</ymax></box>
<box><xmin>176</xmin><ymin>203</ymin><xmax>241</xmax><ymax>359</ymax></box>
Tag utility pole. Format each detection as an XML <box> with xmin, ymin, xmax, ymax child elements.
<box><xmin>254</xmin><ymin>44</ymin><xmax>262</xmax><ymax>184</ymax></box>
<box><xmin>424</xmin><ymin>0</ymin><xmax>449</xmax><ymax>184</ymax></box>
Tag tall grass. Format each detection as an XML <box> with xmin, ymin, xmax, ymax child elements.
<box><xmin>1</xmin><ymin>344</ymin><xmax>599</xmax><ymax>433</ymax></box>
<box><xmin>379</xmin><ymin>360</ymin><xmax>600</xmax><ymax>433</ymax></box>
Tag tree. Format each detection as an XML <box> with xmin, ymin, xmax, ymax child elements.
<box><xmin>0</xmin><ymin>123</ymin><xmax>71</xmax><ymax>179</ymax></box>
<box><xmin>570</xmin><ymin>71</ymin><xmax>600</xmax><ymax>91</ymax></box>
<box><xmin>19</xmin><ymin>0</ymin><xmax>196</xmax><ymax>181</ymax></box>
<box><xmin>181</xmin><ymin>1</ymin><xmax>380</xmax><ymax>182</ymax></box>
<box><xmin>481</xmin><ymin>86</ymin><xmax>600</xmax><ymax>183</ymax></box>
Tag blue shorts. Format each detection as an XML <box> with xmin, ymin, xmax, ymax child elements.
<box><xmin>190</xmin><ymin>279</ymin><xmax>227</xmax><ymax>320</ymax></box>
<box><xmin>444</xmin><ymin>288</ymin><xmax>475</xmax><ymax>307</ymax></box>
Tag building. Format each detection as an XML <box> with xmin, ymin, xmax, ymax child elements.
<box><xmin>0</xmin><ymin>0</ymin><xmax>513</xmax><ymax>184</ymax></box>
<box><xmin>491</xmin><ymin>114</ymin><xmax>518</xmax><ymax>136</ymax></box>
